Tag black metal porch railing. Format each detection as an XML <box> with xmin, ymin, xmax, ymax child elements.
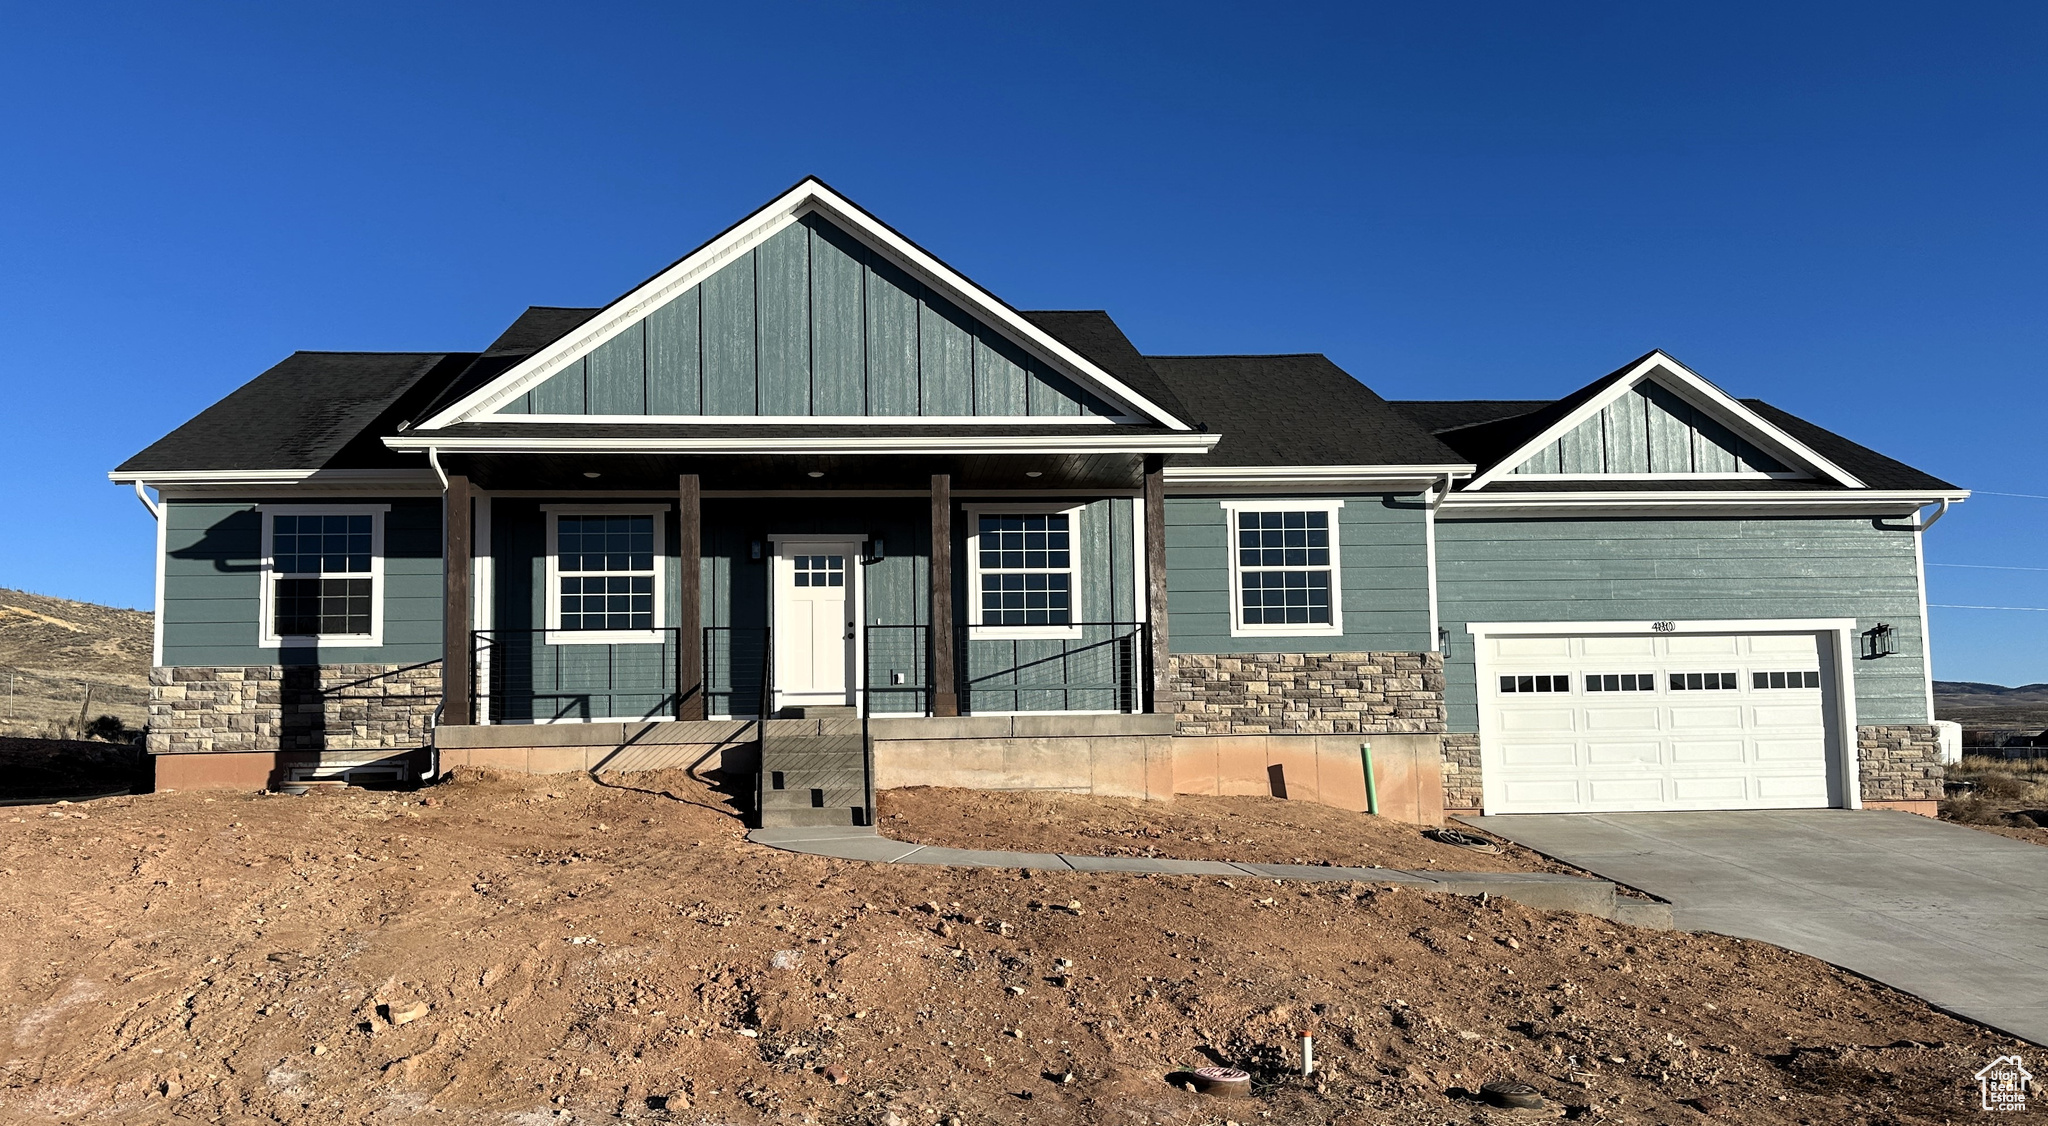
<box><xmin>956</xmin><ymin>620</ymin><xmax>1150</xmax><ymax>716</ymax></box>
<box><xmin>470</xmin><ymin>627</ymin><xmax>686</xmax><ymax>726</ymax></box>
<box><xmin>702</xmin><ymin>626</ymin><xmax>772</xmax><ymax>720</ymax></box>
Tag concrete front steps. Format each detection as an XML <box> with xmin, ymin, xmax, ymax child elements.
<box><xmin>758</xmin><ymin>708</ymin><xmax>872</xmax><ymax>828</ymax></box>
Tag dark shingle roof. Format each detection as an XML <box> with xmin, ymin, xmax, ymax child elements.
<box><xmin>1018</xmin><ymin>311</ymin><xmax>1190</xmax><ymax>425</ymax></box>
<box><xmin>1144</xmin><ymin>355</ymin><xmax>1470</xmax><ymax>468</ymax></box>
<box><xmin>116</xmin><ymin>352</ymin><xmax>472</xmax><ymax>474</ymax></box>
<box><xmin>1741</xmin><ymin>400</ymin><xmax>1958</xmax><ymax>491</ymax></box>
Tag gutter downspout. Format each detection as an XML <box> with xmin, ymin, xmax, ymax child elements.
<box><xmin>426</xmin><ymin>447</ymin><xmax>449</xmax><ymax>777</ymax></box>
<box><xmin>132</xmin><ymin>479</ymin><xmax>161</xmax><ymax>520</ymax></box>
<box><xmin>1423</xmin><ymin>474</ymin><xmax>1452</xmax><ymax>651</ymax></box>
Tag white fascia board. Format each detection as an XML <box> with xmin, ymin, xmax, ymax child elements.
<box><xmin>109</xmin><ymin>468</ymin><xmax>313</xmax><ymax>485</ymax></box>
<box><xmin>415</xmin><ymin>178</ymin><xmax>1192</xmax><ymax>432</ymax></box>
<box><xmin>1163</xmin><ymin>464</ymin><xmax>1473</xmax><ymax>491</ymax></box>
<box><xmin>1437</xmin><ymin>488</ymin><xmax>1970</xmax><ymax>519</ymax></box>
<box><xmin>488</xmin><ymin>413</ymin><xmax>1131</xmax><ymax>426</ymax></box>
<box><xmin>383</xmin><ymin>433</ymin><xmax>1221</xmax><ymax>455</ymax></box>
<box><xmin>1465</xmin><ymin>351</ymin><xmax>1865</xmax><ymax>491</ymax></box>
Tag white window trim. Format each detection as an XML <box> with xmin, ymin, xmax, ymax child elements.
<box><xmin>257</xmin><ymin>503</ymin><xmax>390</xmax><ymax>648</ymax></box>
<box><xmin>1221</xmin><ymin>499</ymin><xmax>1345</xmax><ymax>638</ymax></box>
<box><xmin>964</xmin><ymin>502</ymin><xmax>1086</xmax><ymax>640</ymax></box>
<box><xmin>543</xmin><ymin>504</ymin><xmax>668</xmax><ymax>646</ymax></box>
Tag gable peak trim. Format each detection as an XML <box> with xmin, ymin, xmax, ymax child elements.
<box><xmin>1464</xmin><ymin>350</ymin><xmax>1865</xmax><ymax>491</ymax></box>
<box><xmin>414</xmin><ymin>177</ymin><xmax>1191</xmax><ymax>431</ymax></box>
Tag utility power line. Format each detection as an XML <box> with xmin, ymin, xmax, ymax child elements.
<box><xmin>1931</xmin><ymin>603</ymin><xmax>2048</xmax><ymax>612</ymax></box>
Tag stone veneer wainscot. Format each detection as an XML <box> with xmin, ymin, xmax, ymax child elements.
<box><xmin>1856</xmin><ymin>724</ymin><xmax>1945</xmax><ymax>804</ymax></box>
<box><xmin>148</xmin><ymin>663</ymin><xmax>442</xmax><ymax>755</ymax></box>
<box><xmin>1168</xmin><ymin>652</ymin><xmax>1445</xmax><ymax>737</ymax></box>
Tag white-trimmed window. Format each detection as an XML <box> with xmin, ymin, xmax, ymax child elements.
<box><xmin>545</xmin><ymin>506</ymin><xmax>666</xmax><ymax>644</ymax></box>
<box><xmin>966</xmin><ymin>504</ymin><xmax>1083</xmax><ymax>639</ymax></box>
<box><xmin>1223</xmin><ymin>500</ymin><xmax>1343</xmax><ymax>637</ymax></box>
<box><xmin>259</xmin><ymin>504</ymin><xmax>388</xmax><ymax>647</ymax></box>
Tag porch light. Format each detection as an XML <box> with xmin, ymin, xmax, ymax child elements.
<box><xmin>750</xmin><ymin>540</ymin><xmax>764</xmax><ymax>562</ymax></box>
<box><xmin>582</xmin><ymin>471</ymin><xmax>601</xmax><ymax>479</ymax></box>
<box><xmin>1025</xmin><ymin>471</ymin><xmax>1043</xmax><ymax>478</ymax></box>
<box><xmin>807</xmin><ymin>470</ymin><xmax>824</xmax><ymax>478</ymax></box>
<box><xmin>1864</xmin><ymin>622</ymin><xmax>1897</xmax><ymax>659</ymax></box>
<box><xmin>862</xmin><ymin>537</ymin><xmax>885</xmax><ymax>565</ymax></box>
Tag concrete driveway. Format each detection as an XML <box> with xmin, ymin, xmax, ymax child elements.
<box><xmin>1460</xmin><ymin>810</ymin><xmax>2048</xmax><ymax>1046</ymax></box>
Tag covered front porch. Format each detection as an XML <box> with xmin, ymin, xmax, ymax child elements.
<box><xmin>434</xmin><ymin>450</ymin><xmax>1171</xmax><ymax>730</ymax></box>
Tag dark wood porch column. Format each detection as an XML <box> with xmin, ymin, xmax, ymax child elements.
<box><xmin>442</xmin><ymin>473</ymin><xmax>473</xmax><ymax>726</ymax></box>
<box><xmin>676</xmin><ymin>474</ymin><xmax>704</xmax><ymax>720</ymax></box>
<box><xmin>1144</xmin><ymin>455</ymin><xmax>1169</xmax><ymax>714</ymax></box>
<box><xmin>929</xmin><ymin>473</ymin><xmax>959</xmax><ymax>716</ymax></box>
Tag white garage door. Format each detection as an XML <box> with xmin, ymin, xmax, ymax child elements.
<box><xmin>1480</xmin><ymin>631</ymin><xmax>1835</xmax><ymax>814</ymax></box>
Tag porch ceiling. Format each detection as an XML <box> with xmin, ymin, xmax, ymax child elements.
<box><xmin>446</xmin><ymin>451</ymin><xmax>1147</xmax><ymax>492</ymax></box>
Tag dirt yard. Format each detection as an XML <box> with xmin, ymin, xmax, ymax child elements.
<box><xmin>879</xmin><ymin>787</ymin><xmax>1581</xmax><ymax>876</ymax></box>
<box><xmin>0</xmin><ymin>769</ymin><xmax>2029</xmax><ymax>1125</ymax></box>
<box><xmin>1940</xmin><ymin>754</ymin><xmax>2048</xmax><ymax>847</ymax></box>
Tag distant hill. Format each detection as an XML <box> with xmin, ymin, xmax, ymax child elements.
<box><xmin>0</xmin><ymin>588</ymin><xmax>151</xmax><ymax>739</ymax></box>
<box><xmin>1934</xmin><ymin>680</ymin><xmax>2048</xmax><ymax>728</ymax></box>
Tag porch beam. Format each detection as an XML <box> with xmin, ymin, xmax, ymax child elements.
<box><xmin>929</xmin><ymin>473</ymin><xmax>959</xmax><ymax>716</ymax></box>
<box><xmin>1144</xmin><ymin>455</ymin><xmax>1169</xmax><ymax>714</ymax></box>
<box><xmin>677</xmin><ymin>474</ymin><xmax>704</xmax><ymax>720</ymax></box>
<box><xmin>443</xmin><ymin>473</ymin><xmax>474</xmax><ymax>726</ymax></box>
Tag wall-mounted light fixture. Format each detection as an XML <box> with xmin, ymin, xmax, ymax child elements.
<box><xmin>749</xmin><ymin>539</ymin><xmax>764</xmax><ymax>563</ymax></box>
<box><xmin>1864</xmin><ymin>622</ymin><xmax>1896</xmax><ymax>659</ymax></box>
<box><xmin>862</xmin><ymin>537</ymin><xmax>886</xmax><ymax>565</ymax></box>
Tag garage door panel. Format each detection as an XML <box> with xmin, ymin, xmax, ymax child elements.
<box><xmin>1670</xmin><ymin>739</ymin><xmax>1745</xmax><ymax>764</ymax></box>
<box><xmin>1585</xmin><ymin>778</ymin><xmax>1664</xmax><ymax>804</ymax></box>
<box><xmin>1585</xmin><ymin>741</ymin><xmax>1661</xmax><ymax>765</ymax></box>
<box><xmin>1502</xmin><ymin>779</ymin><xmax>1583</xmax><ymax>806</ymax></box>
<box><xmin>1483</xmin><ymin>629</ymin><xmax>1836</xmax><ymax>815</ymax></box>
<box><xmin>1581</xmin><ymin>636</ymin><xmax>1656</xmax><ymax>657</ymax></box>
<box><xmin>1499</xmin><ymin>708</ymin><xmax>1577</xmax><ymax>734</ymax></box>
<box><xmin>1669</xmin><ymin>705</ymin><xmax>1744</xmax><ymax>729</ymax></box>
<box><xmin>1671</xmin><ymin>776</ymin><xmax>1749</xmax><ymax>801</ymax></box>
<box><xmin>1752</xmin><ymin>703</ymin><xmax>1823</xmax><ymax>728</ymax></box>
<box><xmin>1754</xmin><ymin>738</ymin><xmax>1824</xmax><ymax>762</ymax></box>
<box><xmin>1499</xmin><ymin>741</ymin><xmax>1578</xmax><ymax>767</ymax></box>
<box><xmin>1496</xmin><ymin>636</ymin><xmax>1572</xmax><ymax>658</ymax></box>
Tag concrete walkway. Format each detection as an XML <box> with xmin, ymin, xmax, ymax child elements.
<box><xmin>1461</xmin><ymin>810</ymin><xmax>2048</xmax><ymax>1046</ymax></box>
<box><xmin>747</xmin><ymin>825</ymin><xmax>1670</xmax><ymax>925</ymax></box>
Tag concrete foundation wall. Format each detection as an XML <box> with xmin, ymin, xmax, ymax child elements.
<box><xmin>868</xmin><ymin>714</ymin><xmax>1175</xmax><ymax>800</ymax></box>
<box><xmin>1171</xmin><ymin>733</ymin><xmax>1446</xmax><ymax>825</ymax></box>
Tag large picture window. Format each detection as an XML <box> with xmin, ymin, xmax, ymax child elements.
<box><xmin>545</xmin><ymin>507</ymin><xmax>666</xmax><ymax>642</ymax></box>
<box><xmin>966</xmin><ymin>506</ymin><xmax>1083</xmax><ymax>638</ymax></box>
<box><xmin>1224</xmin><ymin>500</ymin><xmax>1343</xmax><ymax>637</ymax></box>
<box><xmin>259</xmin><ymin>505</ymin><xmax>386</xmax><ymax>646</ymax></box>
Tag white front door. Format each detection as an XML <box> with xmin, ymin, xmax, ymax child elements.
<box><xmin>1480</xmin><ymin>631</ymin><xmax>1837</xmax><ymax>814</ymax></box>
<box><xmin>772</xmin><ymin>541</ymin><xmax>858</xmax><ymax>711</ymax></box>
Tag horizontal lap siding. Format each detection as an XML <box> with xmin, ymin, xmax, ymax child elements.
<box><xmin>1436</xmin><ymin>516</ymin><xmax>1928</xmax><ymax>731</ymax></box>
<box><xmin>1164</xmin><ymin>494</ymin><xmax>1431</xmax><ymax>654</ymax></box>
<box><xmin>497</xmin><ymin>212</ymin><xmax>1121</xmax><ymax>419</ymax></box>
<box><xmin>160</xmin><ymin>499</ymin><xmax>443</xmax><ymax>667</ymax></box>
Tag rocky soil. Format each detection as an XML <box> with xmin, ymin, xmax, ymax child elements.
<box><xmin>0</xmin><ymin>768</ymin><xmax>2028</xmax><ymax>1125</ymax></box>
<box><xmin>878</xmin><ymin>787</ymin><xmax>1580</xmax><ymax>876</ymax></box>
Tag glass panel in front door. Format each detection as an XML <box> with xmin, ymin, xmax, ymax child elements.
<box><xmin>775</xmin><ymin>546</ymin><xmax>854</xmax><ymax>707</ymax></box>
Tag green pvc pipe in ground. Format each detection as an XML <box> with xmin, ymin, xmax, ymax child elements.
<box><xmin>1360</xmin><ymin>742</ymin><xmax>1380</xmax><ymax>816</ymax></box>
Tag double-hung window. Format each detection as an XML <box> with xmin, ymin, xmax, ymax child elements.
<box><xmin>546</xmin><ymin>508</ymin><xmax>665</xmax><ymax>642</ymax></box>
<box><xmin>260</xmin><ymin>505</ymin><xmax>386</xmax><ymax>646</ymax></box>
<box><xmin>1225</xmin><ymin>500</ymin><xmax>1343</xmax><ymax>636</ymax></box>
<box><xmin>967</xmin><ymin>506</ymin><xmax>1082</xmax><ymax>638</ymax></box>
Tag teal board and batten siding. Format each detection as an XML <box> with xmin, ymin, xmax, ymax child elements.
<box><xmin>159</xmin><ymin>499</ymin><xmax>444</xmax><ymax>667</ymax></box>
<box><xmin>1435</xmin><ymin>516</ymin><xmax>1931</xmax><ymax>732</ymax></box>
<box><xmin>1162</xmin><ymin>495</ymin><xmax>1433</xmax><ymax>654</ymax></box>
<box><xmin>497</xmin><ymin>214</ymin><xmax>1117</xmax><ymax>419</ymax></box>
<box><xmin>1511</xmin><ymin>383</ymin><xmax>1788</xmax><ymax>476</ymax></box>
<box><xmin>957</xmin><ymin>498</ymin><xmax>1139</xmax><ymax>713</ymax></box>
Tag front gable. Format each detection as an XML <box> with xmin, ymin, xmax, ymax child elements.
<box><xmin>1467</xmin><ymin>352</ymin><xmax>1864</xmax><ymax>490</ymax></box>
<box><xmin>419</xmin><ymin>179</ymin><xmax>1184</xmax><ymax>429</ymax></box>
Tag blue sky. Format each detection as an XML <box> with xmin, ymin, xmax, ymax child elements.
<box><xmin>2</xmin><ymin>3</ymin><xmax>2044</xmax><ymax>683</ymax></box>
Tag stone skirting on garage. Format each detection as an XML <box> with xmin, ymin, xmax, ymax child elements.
<box><xmin>1440</xmin><ymin>732</ymin><xmax>1482</xmax><ymax>812</ymax></box>
<box><xmin>1168</xmin><ymin>651</ymin><xmax>1445</xmax><ymax>736</ymax></box>
<box><xmin>1857</xmin><ymin>724</ymin><xmax>1944</xmax><ymax>810</ymax></box>
<box><xmin>148</xmin><ymin>663</ymin><xmax>443</xmax><ymax>756</ymax></box>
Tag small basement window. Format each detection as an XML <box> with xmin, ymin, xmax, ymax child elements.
<box><xmin>260</xmin><ymin>506</ymin><xmax>386</xmax><ymax>646</ymax></box>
